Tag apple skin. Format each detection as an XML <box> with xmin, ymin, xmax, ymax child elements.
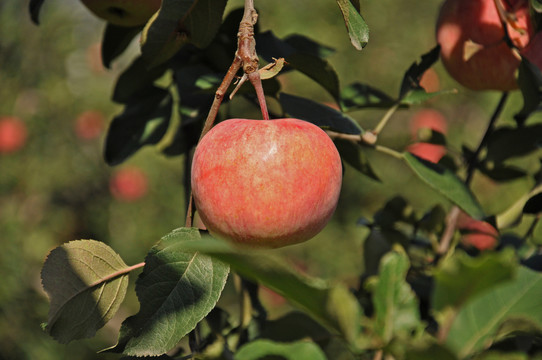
<box><xmin>457</xmin><ymin>212</ymin><xmax>499</xmax><ymax>251</ymax></box>
<box><xmin>436</xmin><ymin>0</ymin><xmax>535</xmax><ymax>90</ymax></box>
<box><xmin>409</xmin><ymin>109</ymin><xmax>448</xmax><ymax>140</ymax></box>
<box><xmin>75</xmin><ymin>110</ymin><xmax>105</xmax><ymax>140</ymax></box>
<box><xmin>191</xmin><ymin>118</ymin><xmax>343</xmax><ymax>248</ymax></box>
<box><xmin>80</xmin><ymin>0</ymin><xmax>161</xmax><ymax>27</ymax></box>
<box><xmin>0</xmin><ymin>116</ymin><xmax>27</xmax><ymax>154</ymax></box>
<box><xmin>407</xmin><ymin>142</ymin><xmax>447</xmax><ymax>164</ymax></box>
<box><xmin>110</xmin><ymin>167</ymin><xmax>149</xmax><ymax>202</ymax></box>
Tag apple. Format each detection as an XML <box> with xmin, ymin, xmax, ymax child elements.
<box><xmin>436</xmin><ymin>0</ymin><xmax>539</xmax><ymax>90</ymax></box>
<box><xmin>110</xmin><ymin>166</ymin><xmax>149</xmax><ymax>202</ymax></box>
<box><xmin>80</xmin><ymin>0</ymin><xmax>161</xmax><ymax>27</ymax></box>
<box><xmin>419</xmin><ymin>68</ymin><xmax>441</xmax><ymax>93</ymax></box>
<box><xmin>456</xmin><ymin>211</ymin><xmax>499</xmax><ymax>250</ymax></box>
<box><xmin>74</xmin><ymin>110</ymin><xmax>105</xmax><ymax>140</ymax></box>
<box><xmin>409</xmin><ymin>109</ymin><xmax>448</xmax><ymax>140</ymax></box>
<box><xmin>407</xmin><ymin>142</ymin><xmax>447</xmax><ymax>164</ymax></box>
<box><xmin>0</xmin><ymin>116</ymin><xmax>27</xmax><ymax>154</ymax></box>
<box><xmin>191</xmin><ymin>118</ymin><xmax>342</xmax><ymax>248</ymax></box>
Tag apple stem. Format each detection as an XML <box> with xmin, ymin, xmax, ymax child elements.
<box><xmin>437</xmin><ymin>92</ymin><xmax>509</xmax><ymax>256</ymax></box>
<box><xmin>185</xmin><ymin>0</ymin><xmax>271</xmax><ymax>228</ymax></box>
<box><xmin>372</xmin><ymin>102</ymin><xmax>401</xmax><ymax>136</ymax></box>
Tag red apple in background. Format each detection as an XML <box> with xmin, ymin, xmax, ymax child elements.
<box><xmin>0</xmin><ymin>116</ymin><xmax>27</xmax><ymax>154</ymax></box>
<box><xmin>75</xmin><ymin>110</ymin><xmax>105</xmax><ymax>140</ymax></box>
<box><xmin>407</xmin><ymin>142</ymin><xmax>447</xmax><ymax>164</ymax></box>
<box><xmin>456</xmin><ymin>211</ymin><xmax>499</xmax><ymax>250</ymax></box>
<box><xmin>419</xmin><ymin>68</ymin><xmax>441</xmax><ymax>93</ymax></box>
<box><xmin>436</xmin><ymin>0</ymin><xmax>540</xmax><ymax>91</ymax></box>
<box><xmin>110</xmin><ymin>166</ymin><xmax>148</xmax><ymax>202</ymax></box>
<box><xmin>191</xmin><ymin>118</ymin><xmax>343</xmax><ymax>248</ymax></box>
<box><xmin>80</xmin><ymin>0</ymin><xmax>161</xmax><ymax>27</ymax></box>
<box><xmin>409</xmin><ymin>109</ymin><xmax>448</xmax><ymax>140</ymax></box>
<box><xmin>406</xmin><ymin>109</ymin><xmax>448</xmax><ymax>163</ymax></box>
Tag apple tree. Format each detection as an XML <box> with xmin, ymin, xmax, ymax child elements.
<box><xmin>30</xmin><ymin>0</ymin><xmax>542</xmax><ymax>358</ymax></box>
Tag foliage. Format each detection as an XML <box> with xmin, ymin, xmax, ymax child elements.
<box><xmin>3</xmin><ymin>0</ymin><xmax>542</xmax><ymax>359</ymax></box>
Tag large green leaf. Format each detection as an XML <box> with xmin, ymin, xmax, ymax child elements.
<box><xmin>28</xmin><ymin>0</ymin><xmax>45</xmax><ymax>24</ymax></box>
<box><xmin>256</xmin><ymin>31</ymin><xmax>341</xmax><ymax>101</ymax></box>
<box><xmin>485</xmin><ymin>124</ymin><xmax>542</xmax><ymax>163</ymax></box>
<box><xmin>112</xmin><ymin>57</ymin><xmax>169</xmax><ymax>104</ymax></box>
<box><xmin>104</xmin><ymin>87</ymin><xmax>172</xmax><ymax>165</ymax></box>
<box><xmin>140</xmin><ymin>0</ymin><xmax>227</xmax><ymax>66</ymax></box>
<box><xmin>340</xmin><ymin>82</ymin><xmax>396</xmax><ymax>110</ymax></box>
<box><xmin>532</xmin><ymin>0</ymin><xmax>542</xmax><ymax>12</ymax></box>
<box><xmin>177</xmin><ymin>236</ymin><xmax>363</xmax><ymax>341</ymax></box>
<box><xmin>336</xmin><ymin>0</ymin><xmax>369</xmax><ymax>50</ymax></box>
<box><xmin>371</xmin><ymin>250</ymin><xmax>422</xmax><ymax>344</ymax></box>
<box><xmin>101</xmin><ymin>24</ymin><xmax>142</xmax><ymax>69</ymax></box>
<box><xmin>515</xmin><ymin>56</ymin><xmax>542</xmax><ymax>124</ymax></box>
<box><xmin>398</xmin><ymin>46</ymin><xmax>440</xmax><ymax>98</ymax></box>
<box><xmin>403</xmin><ymin>152</ymin><xmax>485</xmax><ymax>220</ymax></box>
<box><xmin>105</xmin><ymin>228</ymin><xmax>229</xmax><ymax>357</ymax></box>
<box><xmin>446</xmin><ymin>265</ymin><xmax>542</xmax><ymax>358</ymax></box>
<box><xmin>432</xmin><ymin>249</ymin><xmax>517</xmax><ymax>313</ymax></box>
<box><xmin>280</xmin><ymin>93</ymin><xmax>362</xmax><ymax>134</ymax></box>
<box><xmin>334</xmin><ymin>138</ymin><xmax>380</xmax><ymax>180</ymax></box>
<box><xmin>41</xmin><ymin>240</ymin><xmax>130</xmax><ymax>343</ymax></box>
<box><xmin>235</xmin><ymin>339</ymin><xmax>327</xmax><ymax>360</ymax></box>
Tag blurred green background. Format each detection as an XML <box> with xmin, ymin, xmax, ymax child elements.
<box><xmin>0</xmin><ymin>1</ymin><xmax>539</xmax><ymax>359</ymax></box>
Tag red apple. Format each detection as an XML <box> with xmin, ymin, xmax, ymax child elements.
<box><xmin>80</xmin><ymin>0</ymin><xmax>161</xmax><ymax>27</ymax></box>
<box><xmin>419</xmin><ymin>68</ymin><xmax>441</xmax><ymax>93</ymax></box>
<box><xmin>456</xmin><ymin>212</ymin><xmax>499</xmax><ymax>250</ymax></box>
<box><xmin>0</xmin><ymin>116</ymin><xmax>27</xmax><ymax>154</ymax></box>
<box><xmin>407</xmin><ymin>142</ymin><xmax>447</xmax><ymax>164</ymax></box>
<box><xmin>409</xmin><ymin>109</ymin><xmax>448</xmax><ymax>140</ymax></box>
<box><xmin>75</xmin><ymin>110</ymin><xmax>105</xmax><ymax>140</ymax></box>
<box><xmin>191</xmin><ymin>118</ymin><xmax>342</xmax><ymax>248</ymax></box>
<box><xmin>110</xmin><ymin>166</ymin><xmax>149</xmax><ymax>202</ymax></box>
<box><xmin>436</xmin><ymin>0</ymin><xmax>538</xmax><ymax>90</ymax></box>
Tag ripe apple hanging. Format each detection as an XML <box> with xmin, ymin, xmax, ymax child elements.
<box><xmin>191</xmin><ymin>118</ymin><xmax>343</xmax><ymax>248</ymax></box>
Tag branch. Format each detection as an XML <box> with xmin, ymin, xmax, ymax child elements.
<box><xmin>185</xmin><ymin>0</ymin><xmax>269</xmax><ymax>227</ymax></box>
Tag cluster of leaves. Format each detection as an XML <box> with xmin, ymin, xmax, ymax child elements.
<box><xmin>31</xmin><ymin>0</ymin><xmax>542</xmax><ymax>359</ymax></box>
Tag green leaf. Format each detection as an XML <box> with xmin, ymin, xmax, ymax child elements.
<box><xmin>474</xmin><ymin>351</ymin><xmax>529</xmax><ymax>360</ymax></box>
<box><xmin>400</xmin><ymin>88</ymin><xmax>456</xmax><ymax>105</ymax></box>
<box><xmin>260</xmin><ymin>311</ymin><xmax>331</xmax><ymax>343</ymax></box>
<box><xmin>140</xmin><ymin>0</ymin><xmax>227</xmax><ymax>66</ymax></box>
<box><xmin>340</xmin><ymin>82</ymin><xmax>396</xmax><ymax>110</ymax></box>
<box><xmin>112</xmin><ymin>57</ymin><xmax>169</xmax><ymax>104</ymax></box>
<box><xmin>235</xmin><ymin>339</ymin><xmax>327</xmax><ymax>360</ymax></box>
<box><xmin>432</xmin><ymin>249</ymin><xmax>517</xmax><ymax>313</ymax></box>
<box><xmin>101</xmin><ymin>24</ymin><xmax>142</xmax><ymax>69</ymax></box>
<box><xmin>399</xmin><ymin>46</ymin><xmax>441</xmax><ymax>98</ymax></box>
<box><xmin>478</xmin><ymin>163</ymin><xmax>527</xmax><ymax>183</ymax></box>
<box><xmin>446</xmin><ymin>266</ymin><xmax>542</xmax><ymax>358</ymax></box>
<box><xmin>106</xmin><ymin>228</ymin><xmax>229</xmax><ymax>357</ymax></box>
<box><xmin>184</xmin><ymin>0</ymin><xmax>228</xmax><ymax>48</ymax></box>
<box><xmin>256</xmin><ymin>31</ymin><xmax>341</xmax><ymax>101</ymax></box>
<box><xmin>104</xmin><ymin>87</ymin><xmax>172</xmax><ymax>165</ymax></box>
<box><xmin>287</xmin><ymin>53</ymin><xmax>341</xmax><ymax>101</ymax></box>
<box><xmin>336</xmin><ymin>0</ymin><xmax>369</xmax><ymax>50</ymax></box>
<box><xmin>404</xmin><ymin>342</ymin><xmax>458</xmax><ymax>360</ymax></box>
<box><xmin>177</xmin><ymin>236</ymin><xmax>363</xmax><ymax>341</ymax></box>
<box><xmin>515</xmin><ymin>56</ymin><xmax>542</xmax><ymax>125</ymax></box>
<box><xmin>532</xmin><ymin>0</ymin><xmax>542</xmax><ymax>12</ymax></box>
<box><xmin>485</xmin><ymin>124</ymin><xmax>542</xmax><ymax>163</ymax></box>
<box><xmin>523</xmin><ymin>192</ymin><xmax>542</xmax><ymax>214</ymax></box>
<box><xmin>284</xmin><ymin>34</ymin><xmax>335</xmax><ymax>58</ymax></box>
<box><xmin>371</xmin><ymin>250</ymin><xmax>422</xmax><ymax>344</ymax></box>
<box><xmin>334</xmin><ymin>138</ymin><xmax>380</xmax><ymax>180</ymax></box>
<box><xmin>280</xmin><ymin>93</ymin><xmax>363</xmax><ymax>134</ymax></box>
<box><xmin>41</xmin><ymin>240</ymin><xmax>130</xmax><ymax>343</ymax></box>
<box><xmin>28</xmin><ymin>0</ymin><xmax>45</xmax><ymax>24</ymax></box>
<box><xmin>403</xmin><ymin>152</ymin><xmax>485</xmax><ymax>220</ymax></box>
